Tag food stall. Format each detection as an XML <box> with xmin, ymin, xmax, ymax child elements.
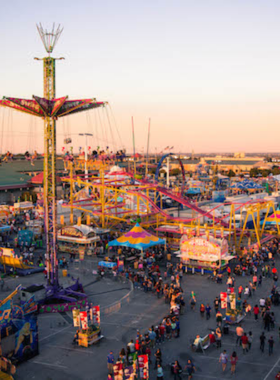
<box><xmin>178</xmin><ymin>234</ymin><xmax>233</xmax><ymax>273</ymax></box>
<box><xmin>224</xmin><ymin>292</ymin><xmax>245</xmax><ymax>324</ymax></box>
<box><xmin>0</xmin><ymin>206</ymin><xmax>10</xmax><ymax>222</ymax></box>
<box><xmin>25</xmin><ymin>220</ymin><xmax>43</xmax><ymax>238</ymax></box>
<box><xmin>57</xmin><ymin>224</ymin><xmax>100</xmax><ymax>259</ymax></box>
<box><xmin>73</xmin><ymin>305</ymin><xmax>103</xmax><ymax>347</ymax></box>
<box><xmin>13</xmin><ymin>202</ymin><xmax>34</xmax><ymax>215</ymax></box>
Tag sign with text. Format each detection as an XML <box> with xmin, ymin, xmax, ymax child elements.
<box><xmin>229</xmin><ymin>293</ymin><xmax>236</xmax><ymax>310</ymax></box>
<box><xmin>220</xmin><ymin>292</ymin><xmax>227</xmax><ymax>309</ymax></box>
<box><xmin>72</xmin><ymin>309</ymin><xmax>80</xmax><ymax>327</ymax></box>
<box><xmin>80</xmin><ymin>311</ymin><xmax>88</xmax><ymax>329</ymax></box>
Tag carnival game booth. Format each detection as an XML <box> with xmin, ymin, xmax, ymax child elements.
<box><xmin>57</xmin><ymin>224</ymin><xmax>100</xmax><ymax>259</ymax></box>
<box><xmin>178</xmin><ymin>234</ymin><xmax>233</xmax><ymax>274</ymax></box>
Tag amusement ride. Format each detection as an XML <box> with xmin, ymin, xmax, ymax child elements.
<box><xmin>0</xmin><ymin>24</ymin><xmax>279</xmax><ymax>287</ymax></box>
<box><xmin>0</xmin><ymin>24</ymin><xmax>106</xmax><ymax>303</ymax></box>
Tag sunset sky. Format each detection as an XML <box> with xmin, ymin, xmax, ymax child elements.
<box><xmin>1</xmin><ymin>0</ymin><xmax>280</xmax><ymax>154</ymax></box>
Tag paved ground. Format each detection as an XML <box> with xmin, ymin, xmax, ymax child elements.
<box><xmin>4</xmin><ymin>254</ymin><xmax>280</xmax><ymax>379</ymax></box>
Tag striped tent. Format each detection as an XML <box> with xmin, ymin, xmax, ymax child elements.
<box><xmin>108</xmin><ymin>223</ymin><xmax>165</xmax><ymax>251</ymax></box>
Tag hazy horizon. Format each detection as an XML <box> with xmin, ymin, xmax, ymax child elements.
<box><xmin>1</xmin><ymin>1</ymin><xmax>280</xmax><ymax>154</ymax></box>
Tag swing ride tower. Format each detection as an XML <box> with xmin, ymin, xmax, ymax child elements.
<box><xmin>0</xmin><ymin>24</ymin><xmax>106</xmax><ymax>302</ymax></box>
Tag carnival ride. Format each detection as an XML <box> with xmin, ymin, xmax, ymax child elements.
<box><xmin>60</xmin><ymin>162</ymin><xmax>279</xmax><ymax>252</ymax></box>
<box><xmin>0</xmin><ymin>24</ymin><xmax>108</xmax><ymax>303</ymax></box>
<box><xmin>0</xmin><ymin>25</ymin><xmax>277</xmax><ymax>271</ymax></box>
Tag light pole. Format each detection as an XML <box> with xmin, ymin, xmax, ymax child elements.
<box><xmin>79</xmin><ymin>133</ymin><xmax>93</xmax><ymax>181</ymax></box>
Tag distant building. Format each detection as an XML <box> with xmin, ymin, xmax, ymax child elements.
<box><xmin>234</xmin><ymin>152</ymin><xmax>245</xmax><ymax>158</ymax></box>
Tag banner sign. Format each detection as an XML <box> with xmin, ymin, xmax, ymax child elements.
<box><xmin>80</xmin><ymin>311</ymin><xmax>88</xmax><ymax>329</ymax></box>
<box><xmin>72</xmin><ymin>309</ymin><xmax>80</xmax><ymax>327</ymax></box>
<box><xmin>124</xmin><ymin>366</ymin><xmax>135</xmax><ymax>380</ymax></box>
<box><xmin>38</xmin><ymin>298</ymin><xmax>88</xmax><ymax>314</ymax></box>
<box><xmin>229</xmin><ymin>293</ymin><xmax>236</xmax><ymax>310</ymax></box>
<box><xmin>180</xmin><ymin>235</ymin><xmax>228</xmax><ymax>263</ymax></box>
<box><xmin>60</xmin><ymin>227</ymin><xmax>83</xmax><ymax>238</ymax></box>
<box><xmin>1</xmin><ymin>97</ymin><xmax>44</xmax><ymax>117</ymax></box>
<box><xmin>138</xmin><ymin>354</ymin><xmax>149</xmax><ymax>379</ymax></box>
<box><xmin>89</xmin><ymin>305</ymin><xmax>100</xmax><ymax>324</ymax></box>
<box><xmin>220</xmin><ymin>292</ymin><xmax>227</xmax><ymax>309</ymax></box>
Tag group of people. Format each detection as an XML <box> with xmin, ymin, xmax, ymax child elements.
<box><xmin>106</xmin><ymin>257</ymin><xmax>200</xmax><ymax>380</ymax></box>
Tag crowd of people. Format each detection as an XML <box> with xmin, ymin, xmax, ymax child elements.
<box><xmin>107</xmin><ymin>259</ymin><xmax>199</xmax><ymax>380</ymax></box>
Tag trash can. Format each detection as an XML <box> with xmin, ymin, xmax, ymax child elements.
<box><xmin>134</xmin><ymin>261</ymin><xmax>138</xmax><ymax>270</ymax></box>
<box><xmin>167</xmin><ymin>254</ymin><xmax>171</xmax><ymax>261</ymax></box>
<box><xmin>62</xmin><ymin>269</ymin><xmax>68</xmax><ymax>277</ymax></box>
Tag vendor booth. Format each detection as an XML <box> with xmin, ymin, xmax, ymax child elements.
<box><xmin>13</xmin><ymin>202</ymin><xmax>34</xmax><ymax>215</ymax></box>
<box><xmin>57</xmin><ymin>224</ymin><xmax>100</xmax><ymax>259</ymax></box>
<box><xmin>72</xmin><ymin>305</ymin><xmax>103</xmax><ymax>347</ymax></box>
<box><xmin>178</xmin><ymin>234</ymin><xmax>233</xmax><ymax>273</ymax></box>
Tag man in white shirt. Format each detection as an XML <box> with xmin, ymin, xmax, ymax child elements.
<box><xmin>127</xmin><ymin>339</ymin><xmax>135</xmax><ymax>353</ymax></box>
<box><xmin>260</xmin><ymin>298</ymin><xmax>265</xmax><ymax>307</ymax></box>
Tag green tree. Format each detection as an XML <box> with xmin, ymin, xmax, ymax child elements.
<box><xmin>261</xmin><ymin>169</ymin><xmax>272</xmax><ymax>177</ymax></box>
<box><xmin>250</xmin><ymin>168</ymin><xmax>260</xmax><ymax>177</ymax></box>
<box><xmin>272</xmin><ymin>167</ymin><xmax>280</xmax><ymax>176</ymax></box>
<box><xmin>227</xmin><ymin>169</ymin><xmax>236</xmax><ymax>178</ymax></box>
<box><xmin>170</xmin><ymin>168</ymin><xmax>181</xmax><ymax>176</ymax></box>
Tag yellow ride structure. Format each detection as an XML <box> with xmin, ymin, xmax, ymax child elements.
<box><xmin>61</xmin><ymin>165</ymin><xmax>279</xmax><ymax>253</ymax></box>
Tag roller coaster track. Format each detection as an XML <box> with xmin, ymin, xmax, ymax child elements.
<box><xmin>126</xmin><ymin>186</ymin><xmax>228</xmax><ymax>226</ymax></box>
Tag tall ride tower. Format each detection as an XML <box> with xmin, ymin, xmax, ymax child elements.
<box><xmin>36</xmin><ymin>23</ymin><xmax>63</xmax><ymax>288</ymax></box>
<box><xmin>0</xmin><ymin>24</ymin><xmax>106</xmax><ymax>302</ymax></box>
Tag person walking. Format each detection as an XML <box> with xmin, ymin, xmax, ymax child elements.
<box><xmin>190</xmin><ymin>296</ymin><xmax>196</xmax><ymax>311</ymax></box>
<box><xmin>230</xmin><ymin>351</ymin><xmax>238</xmax><ymax>375</ymax></box>
<box><xmin>206</xmin><ymin>304</ymin><xmax>211</xmax><ymax>320</ymax></box>
<box><xmin>241</xmin><ymin>333</ymin><xmax>249</xmax><ymax>354</ymax></box>
<box><xmin>253</xmin><ymin>305</ymin><xmax>260</xmax><ymax>321</ymax></box>
<box><xmin>236</xmin><ymin>325</ymin><xmax>244</xmax><ymax>346</ymax></box>
<box><xmin>260</xmin><ymin>332</ymin><xmax>266</xmax><ymax>353</ymax></box>
<box><xmin>173</xmin><ymin>360</ymin><xmax>182</xmax><ymax>380</ymax></box>
<box><xmin>238</xmin><ymin>285</ymin><xmax>243</xmax><ymax>298</ymax></box>
<box><xmin>157</xmin><ymin>364</ymin><xmax>164</xmax><ymax>379</ymax></box>
<box><xmin>268</xmin><ymin>336</ymin><xmax>274</xmax><ymax>356</ymax></box>
<box><xmin>216</xmin><ymin>310</ymin><xmax>223</xmax><ymax>326</ymax></box>
<box><xmin>215</xmin><ymin>325</ymin><xmax>222</xmax><ymax>348</ymax></box>
<box><xmin>219</xmin><ymin>350</ymin><xmax>228</xmax><ymax>372</ymax></box>
<box><xmin>248</xmin><ymin>331</ymin><xmax>253</xmax><ymax>350</ymax></box>
<box><xmin>214</xmin><ymin>297</ymin><xmax>219</xmax><ymax>313</ymax></box>
<box><xmin>200</xmin><ymin>303</ymin><xmax>205</xmax><ymax>318</ymax></box>
<box><xmin>185</xmin><ymin>359</ymin><xmax>196</xmax><ymax>380</ymax></box>
<box><xmin>107</xmin><ymin>351</ymin><xmax>114</xmax><ymax>375</ymax></box>
<box><xmin>154</xmin><ymin>348</ymin><xmax>162</xmax><ymax>369</ymax></box>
